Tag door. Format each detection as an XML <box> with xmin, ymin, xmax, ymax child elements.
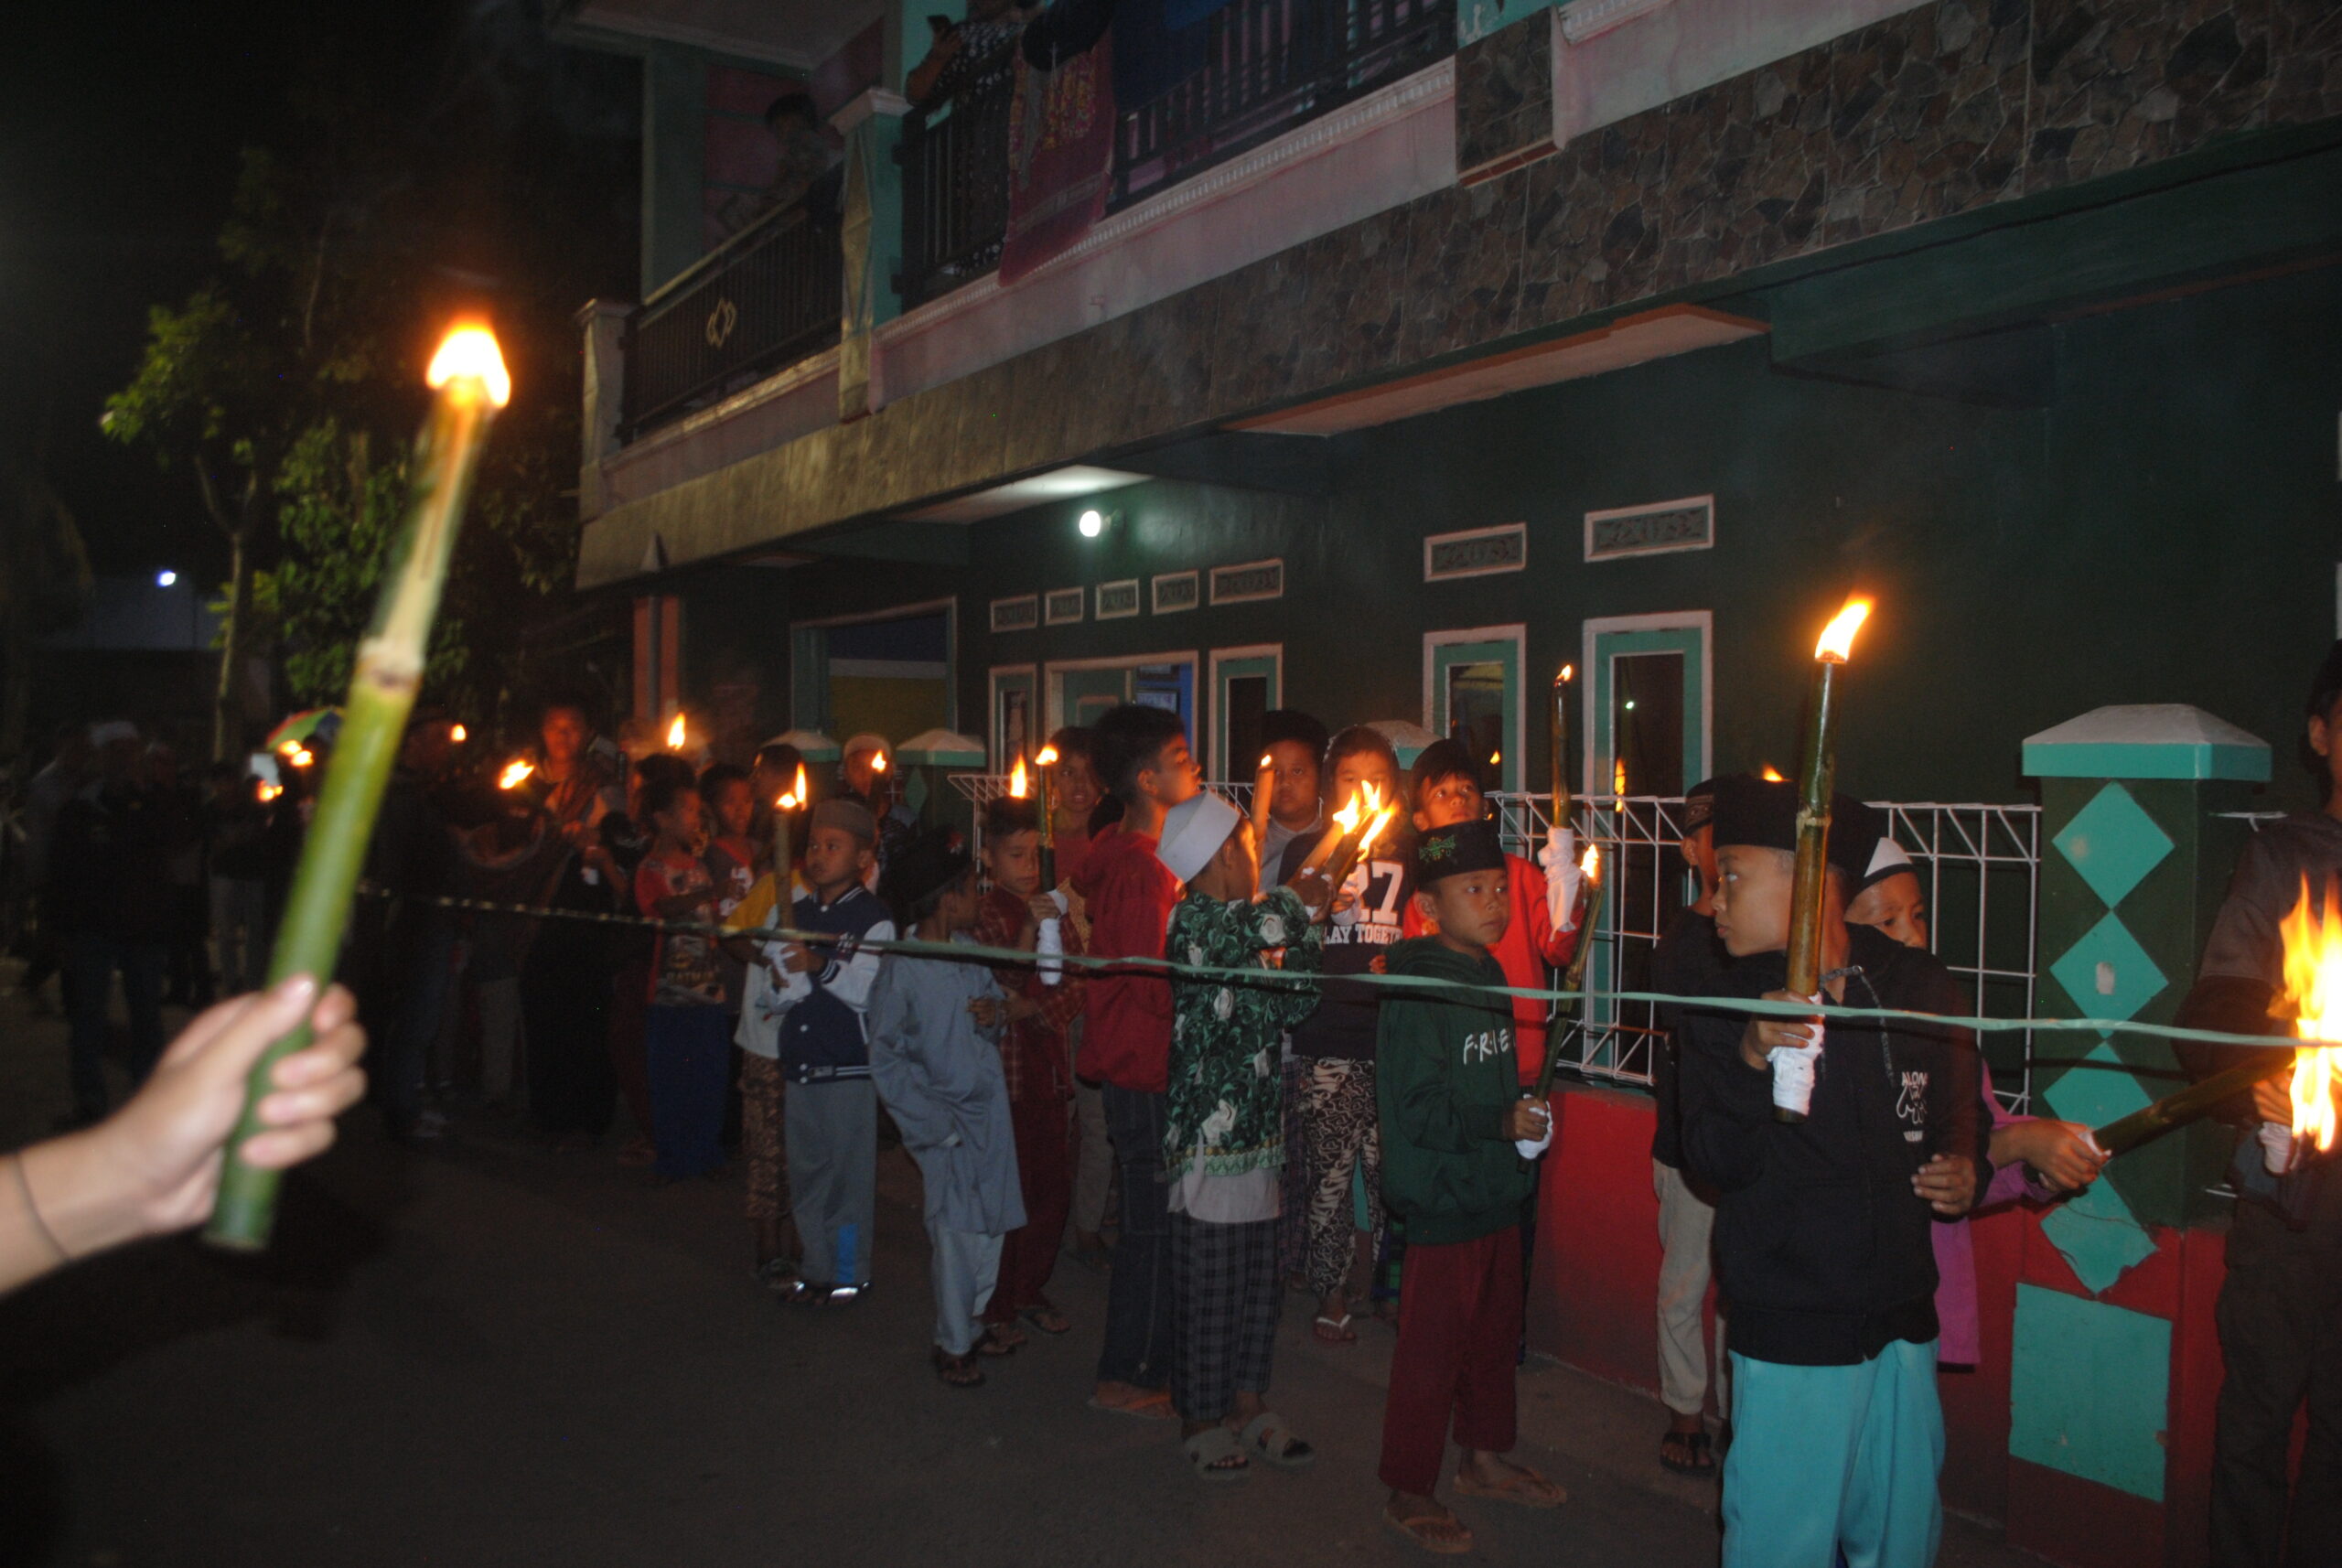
<box><xmin>990</xmin><ymin>665</ymin><xmax>1037</xmax><ymax>769</ymax></box>
<box><xmin>1424</xmin><ymin>626</ymin><xmax>1524</xmax><ymax>793</ymax></box>
<box><xmin>1210</xmin><ymin>645</ymin><xmax>1281</xmax><ymax>783</ymax></box>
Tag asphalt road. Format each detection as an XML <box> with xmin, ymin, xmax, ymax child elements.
<box><xmin>0</xmin><ymin>976</ymin><xmax>2047</xmax><ymax>1568</ymax></box>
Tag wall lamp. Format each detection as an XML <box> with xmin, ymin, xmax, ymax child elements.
<box><xmin>1077</xmin><ymin>507</ymin><xmax>1121</xmax><ymax>539</ymax></box>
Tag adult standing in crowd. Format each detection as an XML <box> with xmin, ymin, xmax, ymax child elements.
<box><xmin>15</xmin><ymin>722</ymin><xmax>91</xmax><ymax>1011</ymax></box>
<box><xmin>515</xmin><ymin>698</ymin><xmax>628</xmax><ymax>1141</ymax></box>
<box><xmin>145</xmin><ymin>741</ymin><xmax>211</xmax><ymax>1009</ymax></box>
<box><xmin>2174</xmin><ymin>641</ymin><xmax>2342</xmax><ymax>1568</ymax></box>
<box><xmin>48</xmin><ymin>722</ymin><xmax>177</xmax><ymax>1124</ymax></box>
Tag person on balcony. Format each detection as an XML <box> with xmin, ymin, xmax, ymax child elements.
<box><xmin>729</xmin><ymin>92</ymin><xmax>841</xmax><ymax>237</ymax></box>
<box><xmin>907</xmin><ymin>0</ymin><xmax>1037</xmax><ymax>111</ymax></box>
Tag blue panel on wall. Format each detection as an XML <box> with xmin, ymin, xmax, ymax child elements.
<box><xmin>2009</xmin><ymin>1283</ymin><xmax>2170</xmax><ymax>1501</ymax></box>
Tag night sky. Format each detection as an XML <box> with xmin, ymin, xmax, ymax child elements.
<box><xmin>0</xmin><ymin>1</ymin><xmax>641</xmax><ymax>580</ymax></box>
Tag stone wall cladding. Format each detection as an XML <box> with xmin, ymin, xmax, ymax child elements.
<box><xmin>583</xmin><ymin>0</ymin><xmax>2342</xmax><ymax>584</ymax></box>
<box><xmin>1456</xmin><ymin>13</ymin><xmax>1556</xmax><ymax>178</ymax></box>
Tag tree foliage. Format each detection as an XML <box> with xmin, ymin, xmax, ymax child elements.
<box><xmin>104</xmin><ymin>78</ymin><xmax>598</xmax><ymax>746</ymax></box>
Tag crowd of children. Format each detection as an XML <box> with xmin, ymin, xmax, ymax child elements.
<box><xmin>478</xmin><ymin>666</ymin><xmax>2340</xmax><ymax>1568</ymax></box>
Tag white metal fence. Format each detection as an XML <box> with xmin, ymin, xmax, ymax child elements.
<box><xmin>947</xmin><ymin>776</ymin><xmax>2044</xmax><ymax>1113</ymax></box>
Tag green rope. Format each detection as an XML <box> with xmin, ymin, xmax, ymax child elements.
<box><xmin>360</xmin><ymin>885</ymin><xmax>2298</xmax><ymax>1055</ymax></box>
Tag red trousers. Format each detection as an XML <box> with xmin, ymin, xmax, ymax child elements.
<box><xmin>1377</xmin><ymin>1225</ymin><xmax>1522</xmax><ymax>1496</ymax></box>
<box><xmin>986</xmin><ymin>1088</ymin><xmax>1071</xmax><ymax>1323</ymax></box>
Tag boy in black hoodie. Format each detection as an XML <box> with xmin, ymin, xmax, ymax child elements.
<box><xmin>1679</xmin><ymin>776</ymin><xmax>1990</xmax><ymax>1568</ymax></box>
<box><xmin>1374</xmin><ymin>820</ymin><xmax>1565</xmax><ymax>1554</ymax></box>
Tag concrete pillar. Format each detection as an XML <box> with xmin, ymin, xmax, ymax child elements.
<box><xmin>833</xmin><ymin>88</ymin><xmax>913</xmax><ymax>422</ymax></box>
<box><xmin>577</xmin><ymin>299</ymin><xmax>629</xmax><ymax>521</ymax></box>
<box><xmin>2003</xmin><ymin>703</ymin><xmax>2271</xmax><ymax>1564</ymax></box>
<box><xmin>641</xmin><ymin>46</ymin><xmax>708</xmax><ymax>296</ymax></box>
<box><xmin>896</xmin><ymin>727</ymin><xmax>987</xmax><ymax>834</ymax></box>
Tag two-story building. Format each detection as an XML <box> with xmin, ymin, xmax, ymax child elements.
<box><xmin>553</xmin><ymin>3</ymin><xmax>2340</xmax><ymax>1563</ymax></box>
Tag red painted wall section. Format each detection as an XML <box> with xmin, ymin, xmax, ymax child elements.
<box><xmin>1940</xmin><ymin>1201</ymin><xmax>2022</xmax><ymax>1521</ymax></box>
<box><xmin>1528</xmin><ymin>1085</ymin><xmax>1671</xmax><ymax>1396</ymax></box>
<box><xmin>2008</xmin><ymin>1457</ymin><xmax>2169</xmax><ymax>1566</ymax></box>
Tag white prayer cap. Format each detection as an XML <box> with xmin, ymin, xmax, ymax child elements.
<box><xmin>1155</xmin><ymin>792</ymin><xmax>1241</xmax><ymax>885</ymax></box>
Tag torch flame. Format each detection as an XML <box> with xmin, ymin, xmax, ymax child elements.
<box><xmin>1489</xmin><ymin>751</ymin><xmax>1502</xmax><ymax>768</ymax></box>
<box><xmin>1814</xmin><ymin>596</ymin><xmax>1873</xmax><ymax>663</ymax></box>
<box><xmin>289</xmin><ymin>747</ymin><xmax>315</xmax><ymax>769</ymax></box>
<box><xmin>1580</xmin><ymin>843</ymin><xmax>1601</xmax><ymax>883</ymax></box>
<box><xmin>2279</xmin><ymin>876</ymin><xmax>2342</xmax><ymax>1151</ymax></box>
<box><xmin>793</xmin><ymin>764</ymin><xmax>807</xmax><ymax>801</ymax></box>
<box><xmin>871</xmin><ymin>751</ymin><xmax>887</xmax><ymax>774</ymax></box>
<box><xmin>1036</xmin><ymin>745</ymin><xmax>1058</xmax><ymax>768</ymax></box>
<box><xmin>499</xmin><ymin>759</ymin><xmax>534</xmax><ymax>790</ymax></box>
<box><xmin>778</xmin><ymin>791</ymin><xmax>799</xmax><ymax>811</ymax></box>
<box><xmin>450</xmin><ymin>723</ymin><xmax>467</xmax><ymax>744</ymax></box>
<box><xmin>425</xmin><ymin>325</ymin><xmax>512</xmax><ymax>409</ymax></box>
<box><xmin>1009</xmin><ymin>758</ymin><xmax>1029</xmax><ymax>799</ymax></box>
<box><xmin>1761</xmin><ymin>765</ymin><xmax>1786</xmax><ymax>783</ymax></box>
<box><xmin>257</xmin><ymin>781</ymin><xmax>283</xmax><ymax>803</ymax></box>
<box><xmin>1332</xmin><ymin>781</ymin><xmax>1384</xmax><ymax>837</ymax></box>
<box><xmin>665</xmin><ymin>714</ymin><xmax>687</xmax><ymax>750</ymax></box>
<box><xmin>1558</xmin><ymin>664</ymin><xmax>1574</xmax><ymax>683</ymax></box>
<box><xmin>1259</xmin><ymin>753</ymin><xmax>1274</xmax><ymax>771</ymax></box>
<box><xmin>1355</xmin><ymin>804</ymin><xmax>1400</xmax><ymax>860</ymax></box>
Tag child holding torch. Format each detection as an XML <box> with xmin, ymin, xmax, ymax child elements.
<box><xmin>1678</xmin><ymin>775</ymin><xmax>1988</xmax><ymax>1568</ymax></box>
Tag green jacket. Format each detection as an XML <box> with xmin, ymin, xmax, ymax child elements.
<box><xmin>1374</xmin><ymin>937</ymin><xmax>1535</xmax><ymax>1246</ymax></box>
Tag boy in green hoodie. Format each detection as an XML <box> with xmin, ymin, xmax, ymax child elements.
<box><xmin>1375</xmin><ymin>819</ymin><xmax>1567</xmax><ymax>1554</ymax></box>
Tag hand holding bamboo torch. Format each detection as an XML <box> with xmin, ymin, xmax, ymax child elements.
<box><xmin>1777</xmin><ymin>596</ymin><xmax>1872</xmax><ymax>1123</ymax></box>
<box><xmin>206</xmin><ymin>324</ymin><xmax>510</xmax><ymax>1251</ymax></box>
<box><xmin>2097</xmin><ymin>876</ymin><xmax>2342</xmax><ymax>1161</ymax></box>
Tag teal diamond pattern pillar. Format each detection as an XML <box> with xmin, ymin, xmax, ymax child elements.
<box><xmin>2025</xmin><ymin>706</ymin><xmax>2272</xmax><ymax>1240</ymax></box>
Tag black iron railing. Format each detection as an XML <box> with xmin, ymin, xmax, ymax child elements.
<box><xmin>896</xmin><ymin>0</ymin><xmax>1454</xmax><ymax>307</ymax></box>
<box><xmin>621</xmin><ymin>202</ymin><xmax>843</xmax><ymax>438</ymax></box>
<box><xmin>1116</xmin><ymin>0</ymin><xmax>1453</xmax><ymax>205</ymax></box>
<box><xmin>894</xmin><ymin>45</ymin><xmax>1023</xmax><ymax>310</ymax></box>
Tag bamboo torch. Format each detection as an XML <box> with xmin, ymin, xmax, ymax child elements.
<box><xmin>773</xmin><ymin>763</ymin><xmax>807</xmax><ymax>897</ymax></box>
<box><xmin>2097</xmin><ymin>876</ymin><xmax>2342</xmax><ymax>1159</ymax></box>
<box><xmin>1252</xmin><ymin>750</ymin><xmax>1276</xmax><ymax>845</ymax></box>
<box><xmin>1777</xmin><ymin>596</ymin><xmax>1872</xmax><ymax>1123</ymax></box>
<box><xmin>1550</xmin><ymin>663</ymin><xmax>1574</xmax><ymax>830</ymax></box>
<box><xmin>205</xmin><ymin>324</ymin><xmax>510</xmax><ymax>1251</ymax></box>
<box><xmin>1034</xmin><ymin>743</ymin><xmax>1059</xmax><ymax>891</ymax></box>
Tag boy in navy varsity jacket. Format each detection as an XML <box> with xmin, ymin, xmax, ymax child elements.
<box><xmin>752</xmin><ymin>797</ymin><xmax>895</xmax><ymax>1304</ymax></box>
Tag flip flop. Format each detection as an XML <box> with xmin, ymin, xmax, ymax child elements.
<box><xmin>1238</xmin><ymin>1412</ymin><xmax>1316</xmax><ymax>1468</ymax></box>
<box><xmin>1660</xmin><ymin>1426</ymin><xmax>1714</xmax><ymax>1474</ymax></box>
<box><xmin>1183</xmin><ymin>1425</ymin><xmax>1252</xmax><ymax>1483</ymax></box>
<box><xmin>932</xmin><ymin>1347</ymin><xmax>985</xmax><ymax>1388</ymax></box>
<box><xmin>976</xmin><ymin>1326</ymin><xmax>1024</xmax><ymax>1357</ymax></box>
<box><xmin>1087</xmin><ymin>1389</ymin><xmax>1176</xmax><ymax>1421</ymax></box>
<box><xmin>1452</xmin><ymin>1465</ymin><xmax>1568</xmax><ymax>1509</ymax></box>
<box><xmin>1022</xmin><ymin>1303</ymin><xmax>1073</xmax><ymax>1336</ymax></box>
<box><xmin>1382</xmin><ymin>1502</ymin><xmax>1472</xmax><ymax>1556</ymax></box>
<box><xmin>1311</xmin><ymin>1313</ymin><xmax>1357</xmax><ymax>1345</ymax></box>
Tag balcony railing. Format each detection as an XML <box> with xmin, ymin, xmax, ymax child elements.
<box><xmin>621</xmin><ymin>201</ymin><xmax>843</xmax><ymax>438</ymax></box>
<box><xmin>897</xmin><ymin>0</ymin><xmax>1455</xmax><ymax>307</ymax></box>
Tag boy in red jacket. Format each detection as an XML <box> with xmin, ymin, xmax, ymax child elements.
<box><xmin>1073</xmin><ymin>703</ymin><xmax>1200</xmax><ymax>1419</ymax></box>
<box><xmin>1402</xmin><ymin>740</ymin><xmax>1586</xmax><ymax>1088</ymax></box>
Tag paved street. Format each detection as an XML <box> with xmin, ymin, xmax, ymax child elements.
<box><xmin>0</xmin><ymin>977</ymin><xmax>2047</xmax><ymax>1568</ymax></box>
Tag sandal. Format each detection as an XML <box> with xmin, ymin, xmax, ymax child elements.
<box><xmin>1022</xmin><ymin>1302</ymin><xmax>1072</xmax><ymax>1336</ymax></box>
<box><xmin>1312</xmin><ymin>1313</ymin><xmax>1357</xmax><ymax>1346</ymax></box>
<box><xmin>1382</xmin><ymin>1501</ymin><xmax>1472</xmax><ymax>1555</ymax></box>
<box><xmin>932</xmin><ymin>1347</ymin><xmax>985</xmax><ymax>1388</ymax></box>
<box><xmin>1183</xmin><ymin>1425</ymin><xmax>1251</xmax><ymax>1483</ymax></box>
<box><xmin>1659</xmin><ymin>1425</ymin><xmax>1714</xmax><ymax>1475</ymax></box>
<box><xmin>1452</xmin><ymin>1463</ymin><xmax>1567</xmax><ymax>1509</ymax></box>
<box><xmin>1088</xmin><ymin>1387</ymin><xmax>1176</xmax><ymax>1421</ymax></box>
<box><xmin>1238</xmin><ymin>1412</ymin><xmax>1316</xmax><ymax>1469</ymax></box>
<box><xmin>976</xmin><ymin>1325</ymin><xmax>1024</xmax><ymax>1357</ymax></box>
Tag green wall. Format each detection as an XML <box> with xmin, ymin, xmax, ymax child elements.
<box><xmin>671</xmin><ymin>263</ymin><xmax>2341</xmax><ymax>811</ymax></box>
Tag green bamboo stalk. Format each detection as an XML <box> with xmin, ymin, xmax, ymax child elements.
<box><xmin>206</xmin><ymin>328</ymin><xmax>509</xmax><ymax>1251</ymax></box>
<box><xmin>2093</xmin><ymin>1048</ymin><xmax>2294</xmax><ymax>1157</ymax></box>
<box><xmin>1779</xmin><ymin>598</ymin><xmax>1869</xmax><ymax>1124</ymax></box>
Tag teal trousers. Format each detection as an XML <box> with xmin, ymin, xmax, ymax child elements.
<box><xmin>1724</xmin><ymin>1338</ymin><xmax>1945</xmax><ymax>1568</ymax></box>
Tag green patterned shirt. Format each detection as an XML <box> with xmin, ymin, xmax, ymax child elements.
<box><xmin>1163</xmin><ymin>886</ymin><xmax>1324</xmax><ymax>1183</ymax></box>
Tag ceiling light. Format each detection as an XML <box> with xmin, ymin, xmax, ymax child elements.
<box><xmin>1078</xmin><ymin>510</ymin><xmax>1105</xmax><ymax>538</ymax></box>
<box><xmin>156</xmin><ymin>570</ymin><xmax>177</xmax><ymax>587</ymax></box>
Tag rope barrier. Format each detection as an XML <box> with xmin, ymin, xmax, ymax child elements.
<box><xmin>359</xmin><ymin>883</ymin><xmax>2302</xmax><ymax>1058</ymax></box>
